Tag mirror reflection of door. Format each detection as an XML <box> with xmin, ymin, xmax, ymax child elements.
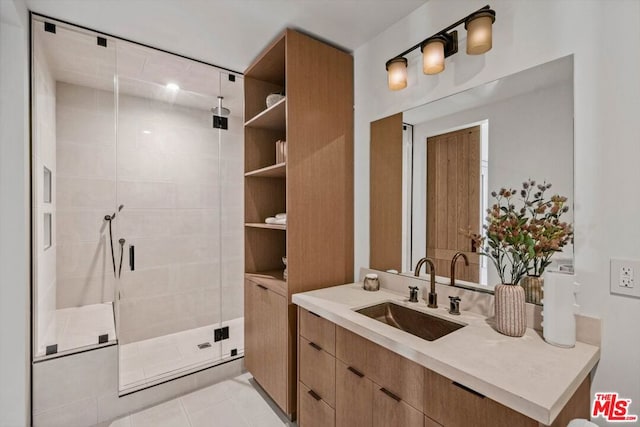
<box><xmin>426</xmin><ymin>126</ymin><xmax>481</xmax><ymax>282</ymax></box>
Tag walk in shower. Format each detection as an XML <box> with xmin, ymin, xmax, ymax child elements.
<box><xmin>31</xmin><ymin>16</ymin><xmax>244</xmax><ymax>394</ymax></box>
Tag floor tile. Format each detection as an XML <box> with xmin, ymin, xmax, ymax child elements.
<box><xmin>129</xmin><ymin>400</ymin><xmax>190</xmax><ymax>427</ymax></box>
<box><xmin>180</xmin><ymin>381</ymin><xmax>232</xmax><ymax>414</ymax></box>
<box><xmin>187</xmin><ymin>399</ymin><xmax>249</xmax><ymax>427</ymax></box>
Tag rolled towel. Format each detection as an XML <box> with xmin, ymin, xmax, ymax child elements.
<box><xmin>274</xmin><ymin>218</ymin><xmax>286</xmax><ymax>225</ymax></box>
<box><xmin>275</xmin><ymin>213</ymin><xmax>287</xmax><ymax>219</ymax></box>
<box><xmin>265</xmin><ymin>217</ymin><xmax>278</xmax><ymax>224</ymax></box>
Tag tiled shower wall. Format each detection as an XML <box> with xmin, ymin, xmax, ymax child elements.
<box><xmin>55</xmin><ymin>82</ymin><xmax>117</xmax><ymax>309</ymax></box>
<box><xmin>33</xmin><ymin>35</ymin><xmax>57</xmax><ymax>355</ymax></box>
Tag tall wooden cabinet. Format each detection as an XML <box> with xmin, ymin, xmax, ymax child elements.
<box><xmin>243</xmin><ymin>29</ymin><xmax>354</xmax><ymax>418</ymax></box>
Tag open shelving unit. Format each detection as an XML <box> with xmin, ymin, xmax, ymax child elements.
<box><xmin>243</xmin><ymin>29</ymin><xmax>354</xmax><ymax>420</ymax></box>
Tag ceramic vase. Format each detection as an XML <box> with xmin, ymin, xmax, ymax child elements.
<box><xmin>494</xmin><ymin>284</ymin><xmax>527</xmax><ymax>337</ymax></box>
<box><xmin>521</xmin><ymin>275</ymin><xmax>543</xmax><ymax>304</ymax></box>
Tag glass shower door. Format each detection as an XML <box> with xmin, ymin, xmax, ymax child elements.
<box><xmin>114</xmin><ymin>41</ymin><xmax>226</xmax><ymax>391</ymax></box>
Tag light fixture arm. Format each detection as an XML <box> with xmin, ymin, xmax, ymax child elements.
<box><xmin>387</xmin><ymin>4</ymin><xmax>494</xmax><ymax>63</ymax></box>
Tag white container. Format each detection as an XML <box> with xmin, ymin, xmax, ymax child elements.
<box><xmin>542</xmin><ymin>270</ymin><xmax>580</xmax><ymax>348</ymax></box>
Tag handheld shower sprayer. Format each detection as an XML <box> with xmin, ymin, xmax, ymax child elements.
<box><xmin>104</xmin><ymin>205</ymin><xmax>125</xmax><ymax>277</ymax></box>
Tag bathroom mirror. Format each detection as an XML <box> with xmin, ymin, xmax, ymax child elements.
<box><xmin>369</xmin><ymin>56</ymin><xmax>574</xmax><ymax>303</ymax></box>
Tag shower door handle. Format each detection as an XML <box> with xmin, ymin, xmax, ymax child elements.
<box><xmin>129</xmin><ymin>245</ymin><xmax>135</xmax><ymax>271</ymax></box>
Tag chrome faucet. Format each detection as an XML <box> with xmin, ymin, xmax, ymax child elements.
<box><xmin>415</xmin><ymin>257</ymin><xmax>438</xmax><ymax>308</ymax></box>
<box><xmin>450</xmin><ymin>252</ymin><xmax>469</xmax><ymax>287</ymax></box>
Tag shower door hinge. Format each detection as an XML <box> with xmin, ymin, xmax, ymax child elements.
<box><xmin>214</xmin><ymin>326</ymin><xmax>229</xmax><ymax>342</ymax></box>
<box><xmin>213</xmin><ymin>116</ymin><xmax>228</xmax><ymax>130</ymax></box>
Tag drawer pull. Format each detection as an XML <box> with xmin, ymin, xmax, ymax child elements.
<box><xmin>452</xmin><ymin>382</ymin><xmax>485</xmax><ymax>398</ymax></box>
<box><xmin>308</xmin><ymin>389</ymin><xmax>322</xmax><ymax>401</ymax></box>
<box><xmin>309</xmin><ymin>311</ymin><xmax>321</xmax><ymax>318</ymax></box>
<box><xmin>257</xmin><ymin>284</ymin><xmax>268</xmax><ymax>290</ymax></box>
<box><xmin>380</xmin><ymin>387</ymin><xmax>401</xmax><ymax>402</ymax></box>
<box><xmin>347</xmin><ymin>366</ymin><xmax>364</xmax><ymax>378</ymax></box>
<box><xmin>308</xmin><ymin>341</ymin><xmax>322</xmax><ymax>351</ymax></box>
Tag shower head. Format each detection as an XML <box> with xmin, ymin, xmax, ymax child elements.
<box><xmin>211</xmin><ymin>96</ymin><xmax>230</xmax><ymax>117</ymax></box>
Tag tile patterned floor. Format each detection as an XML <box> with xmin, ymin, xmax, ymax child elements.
<box><xmin>120</xmin><ymin>317</ymin><xmax>244</xmax><ymax>392</ymax></box>
<box><xmin>109</xmin><ymin>373</ymin><xmax>292</xmax><ymax>427</ymax></box>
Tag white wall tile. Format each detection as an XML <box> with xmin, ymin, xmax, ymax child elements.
<box><xmin>57</xmin><ymin>141</ymin><xmax>116</xmax><ymax>180</ymax></box>
<box><xmin>57</xmin><ymin>176</ymin><xmax>116</xmax><ymax>210</ymax></box>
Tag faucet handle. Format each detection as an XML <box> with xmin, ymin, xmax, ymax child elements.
<box><xmin>448</xmin><ymin>296</ymin><xmax>461</xmax><ymax>315</ymax></box>
<box><xmin>408</xmin><ymin>286</ymin><xmax>419</xmax><ymax>303</ymax></box>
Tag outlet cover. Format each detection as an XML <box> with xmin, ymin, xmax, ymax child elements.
<box><xmin>610</xmin><ymin>258</ymin><xmax>640</xmax><ymax>298</ymax></box>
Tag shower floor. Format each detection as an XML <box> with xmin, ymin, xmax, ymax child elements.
<box><xmin>119</xmin><ymin>317</ymin><xmax>244</xmax><ymax>393</ymax></box>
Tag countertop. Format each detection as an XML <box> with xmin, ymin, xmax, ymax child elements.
<box><xmin>292</xmin><ymin>283</ymin><xmax>600</xmax><ymax>425</ymax></box>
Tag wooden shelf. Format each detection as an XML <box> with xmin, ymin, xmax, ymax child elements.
<box><xmin>245</xmin><ymin>163</ymin><xmax>286</xmax><ymax>178</ymax></box>
<box><xmin>244</xmin><ymin>97</ymin><xmax>286</xmax><ymax>131</ymax></box>
<box><xmin>245</xmin><ymin>222</ymin><xmax>286</xmax><ymax>230</ymax></box>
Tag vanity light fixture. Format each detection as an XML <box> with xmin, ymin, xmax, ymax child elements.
<box><xmin>165</xmin><ymin>82</ymin><xmax>180</xmax><ymax>91</ymax></box>
<box><xmin>385</xmin><ymin>5</ymin><xmax>496</xmax><ymax>90</ymax></box>
<box><xmin>385</xmin><ymin>57</ymin><xmax>408</xmax><ymax>91</ymax></box>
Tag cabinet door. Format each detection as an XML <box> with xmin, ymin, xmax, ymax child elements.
<box><xmin>299</xmin><ymin>382</ymin><xmax>335</xmax><ymax>427</ymax></box>
<box><xmin>244</xmin><ymin>280</ymin><xmax>288</xmax><ymax>411</ymax></box>
<box><xmin>335</xmin><ymin>360</ymin><xmax>372</xmax><ymax>427</ymax></box>
<box><xmin>372</xmin><ymin>385</ymin><xmax>423</xmax><ymax>427</ymax></box>
<box><xmin>244</xmin><ymin>280</ymin><xmax>261</xmax><ymax>382</ymax></box>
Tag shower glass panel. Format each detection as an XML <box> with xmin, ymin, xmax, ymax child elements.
<box><xmin>32</xmin><ymin>17</ymin><xmax>118</xmax><ymax>359</ymax></box>
<box><xmin>114</xmin><ymin>41</ymin><xmax>244</xmax><ymax>392</ymax></box>
<box><xmin>31</xmin><ymin>16</ymin><xmax>245</xmax><ymax>390</ymax></box>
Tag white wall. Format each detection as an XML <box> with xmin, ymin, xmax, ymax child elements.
<box><xmin>0</xmin><ymin>0</ymin><xmax>30</xmax><ymax>425</ymax></box>
<box><xmin>354</xmin><ymin>1</ymin><xmax>640</xmax><ymax>424</ymax></box>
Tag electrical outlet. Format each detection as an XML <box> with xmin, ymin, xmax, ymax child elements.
<box><xmin>620</xmin><ymin>266</ymin><xmax>634</xmax><ymax>288</ymax></box>
<box><xmin>610</xmin><ymin>259</ymin><xmax>640</xmax><ymax>298</ymax></box>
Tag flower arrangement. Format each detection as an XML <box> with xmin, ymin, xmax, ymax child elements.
<box><xmin>468</xmin><ymin>180</ymin><xmax>573</xmax><ymax>285</ymax></box>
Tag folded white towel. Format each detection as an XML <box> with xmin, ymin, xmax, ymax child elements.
<box><xmin>265</xmin><ymin>217</ymin><xmax>278</xmax><ymax>224</ymax></box>
<box><xmin>274</xmin><ymin>218</ymin><xmax>286</xmax><ymax>225</ymax></box>
<box><xmin>275</xmin><ymin>213</ymin><xmax>287</xmax><ymax>219</ymax></box>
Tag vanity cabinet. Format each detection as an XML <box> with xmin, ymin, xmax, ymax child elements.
<box><xmin>244</xmin><ymin>28</ymin><xmax>353</xmax><ymax>418</ymax></box>
<box><xmin>298</xmin><ymin>310</ymin><xmax>590</xmax><ymax>427</ymax></box>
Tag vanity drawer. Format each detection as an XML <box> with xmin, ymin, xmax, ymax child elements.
<box><xmin>299</xmin><ymin>336</ymin><xmax>336</xmax><ymax>408</ymax></box>
<box><xmin>299</xmin><ymin>382</ymin><xmax>335</xmax><ymax>427</ymax></box>
<box><xmin>300</xmin><ymin>308</ymin><xmax>336</xmax><ymax>355</ymax></box>
<box><xmin>372</xmin><ymin>384</ymin><xmax>424</xmax><ymax>427</ymax></box>
<box><xmin>336</xmin><ymin>326</ymin><xmax>371</xmax><ymax>375</ymax></box>
<box><xmin>368</xmin><ymin>340</ymin><xmax>424</xmax><ymax>412</ymax></box>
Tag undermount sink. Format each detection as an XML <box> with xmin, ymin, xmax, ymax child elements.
<box><xmin>355</xmin><ymin>302</ymin><xmax>465</xmax><ymax>341</ymax></box>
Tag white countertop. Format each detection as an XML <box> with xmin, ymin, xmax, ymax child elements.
<box><xmin>292</xmin><ymin>283</ymin><xmax>600</xmax><ymax>425</ymax></box>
